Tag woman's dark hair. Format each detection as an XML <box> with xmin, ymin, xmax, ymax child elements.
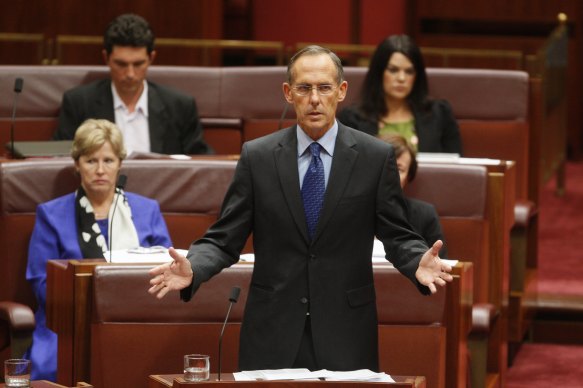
<box><xmin>380</xmin><ymin>133</ymin><xmax>418</xmax><ymax>183</ymax></box>
<box><xmin>358</xmin><ymin>34</ymin><xmax>429</xmax><ymax>121</ymax></box>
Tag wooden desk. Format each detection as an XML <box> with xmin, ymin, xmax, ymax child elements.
<box><xmin>47</xmin><ymin>260</ymin><xmax>471</xmax><ymax>388</ymax></box>
<box><xmin>149</xmin><ymin>374</ymin><xmax>426</xmax><ymax>387</ymax></box>
<box><xmin>46</xmin><ymin>259</ymin><xmax>105</xmax><ymax>386</ymax></box>
<box><xmin>0</xmin><ymin>381</ymin><xmax>91</xmax><ymax>387</ymax></box>
<box><xmin>0</xmin><ymin>382</ymin><xmax>61</xmax><ymax>388</ymax></box>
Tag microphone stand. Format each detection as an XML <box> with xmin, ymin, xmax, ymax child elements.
<box><xmin>218</xmin><ymin>286</ymin><xmax>241</xmax><ymax>381</ymax></box>
<box><xmin>108</xmin><ymin>174</ymin><xmax>127</xmax><ymax>262</ymax></box>
<box><xmin>10</xmin><ymin>78</ymin><xmax>24</xmax><ymax>158</ymax></box>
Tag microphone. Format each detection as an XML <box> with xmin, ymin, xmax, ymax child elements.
<box><xmin>217</xmin><ymin>286</ymin><xmax>241</xmax><ymax>381</ymax></box>
<box><xmin>116</xmin><ymin>174</ymin><xmax>128</xmax><ymax>190</ymax></box>
<box><xmin>10</xmin><ymin>78</ymin><xmax>24</xmax><ymax>158</ymax></box>
<box><xmin>108</xmin><ymin>174</ymin><xmax>128</xmax><ymax>261</ymax></box>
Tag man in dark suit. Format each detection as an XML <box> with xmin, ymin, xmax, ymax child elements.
<box><xmin>53</xmin><ymin>14</ymin><xmax>212</xmax><ymax>155</ymax></box>
<box><xmin>148</xmin><ymin>46</ymin><xmax>452</xmax><ymax>372</ymax></box>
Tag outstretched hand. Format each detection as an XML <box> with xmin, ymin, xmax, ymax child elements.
<box><xmin>148</xmin><ymin>247</ymin><xmax>194</xmax><ymax>299</ymax></box>
<box><xmin>415</xmin><ymin>240</ymin><xmax>453</xmax><ymax>294</ymax></box>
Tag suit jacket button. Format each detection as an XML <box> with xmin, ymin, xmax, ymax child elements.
<box><xmin>310</xmin><ymin>254</ymin><xmax>316</xmax><ymax>261</ymax></box>
<box><xmin>300</xmin><ymin>297</ymin><xmax>308</xmax><ymax>304</ymax></box>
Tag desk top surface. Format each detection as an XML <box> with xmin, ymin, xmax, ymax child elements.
<box><xmin>149</xmin><ymin>374</ymin><xmax>426</xmax><ymax>387</ymax></box>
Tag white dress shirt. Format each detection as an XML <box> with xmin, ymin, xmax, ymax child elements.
<box><xmin>112</xmin><ymin>81</ymin><xmax>150</xmax><ymax>155</ymax></box>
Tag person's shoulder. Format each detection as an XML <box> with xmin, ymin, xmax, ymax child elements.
<box><xmin>337</xmin><ymin>104</ymin><xmax>359</xmax><ymax>119</ymax></box>
<box><xmin>125</xmin><ymin>192</ymin><xmax>160</xmax><ymax>208</ymax></box>
<box><xmin>340</xmin><ymin>122</ymin><xmax>389</xmax><ymax>148</ymax></box>
<box><xmin>38</xmin><ymin>193</ymin><xmax>75</xmax><ymax>213</ymax></box>
<box><xmin>406</xmin><ymin>197</ymin><xmax>438</xmax><ymax>213</ymax></box>
<box><xmin>147</xmin><ymin>81</ymin><xmax>193</xmax><ymax>102</ymax></box>
<box><xmin>64</xmin><ymin>79</ymin><xmax>109</xmax><ymax>97</ymax></box>
<box><xmin>337</xmin><ymin>104</ymin><xmax>371</xmax><ymax>123</ymax></box>
<box><xmin>245</xmin><ymin>125</ymin><xmax>294</xmax><ymax>149</ymax></box>
<box><xmin>426</xmin><ymin>98</ymin><xmax>454</xmax><ymax>115</ymax></box>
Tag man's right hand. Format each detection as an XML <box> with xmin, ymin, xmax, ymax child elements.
<box><xmin>148</xmin><ymin>247</ymin><xmax>194</xmax><ymax>299</ymax></box>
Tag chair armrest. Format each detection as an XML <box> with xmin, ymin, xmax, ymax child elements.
<box><xmin>0</xmin><ymin>301</ymin><xmax>35</xmax><ymax>331</ymax></box>
<box><xmin>0</xmin><ymin>301</ymin><xmax>35</xmax><ymax>358</ymax></box>
<box><xmin>514</xmin><ymin>200</ymin><xmax>537</xmax><ymax>227</ymax></box>
<box><xmin>470</xmin><ymin>302</ymin><xmax>499</xmax><ymax>335</ymax></box>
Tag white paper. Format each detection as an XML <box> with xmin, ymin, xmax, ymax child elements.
<box><xmin>233</xmin><ymin>368</ymin><xmax>393</xmax><ymax>382</ymax></box>
<box><xmin>417</xmin><ymin>153</ymin><xmax>503</xmax><ymax>166</ymax></box>
<box><xmin>234</xmin><ymin>369</ymin><xmax>313</xmax><ymax>381</ymax></box>
<box><xmin>239</xmin><ymin>253</ymin><xmax>256</xmax><ymax>262</ymax></box>
<box><xmin>316</xmin><ymin>369</ymin><xmax>395</xmax><ymax>382</ymax></box>
<box><xmin>169</xmin><ymin>154</ymin><xmax>192</xmax><ymax>160</ymax></box>
<box><xmin>372</xmin><ymin>239</ymin><xmax>389</xmax><ymax>263</ymax></box>
<box><xmin>372</xmin><ymin>239</ymin><xmax>458</xmax><ymax>267</ymax></box>
<box><xmin>417</xmin><ymin>152</ymin><xmax>460</xmax><ymax>163</ymax></box>
<box><xmin>104</xmin><ymin>248</ymin><xmax>188</xmax><ymax>263</ymax></box>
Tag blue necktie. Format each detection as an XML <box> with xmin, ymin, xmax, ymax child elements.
<box><xmin>302</xmin><ymin>142</ymin><xmax>325</xmax><ymax>240</ymax></box>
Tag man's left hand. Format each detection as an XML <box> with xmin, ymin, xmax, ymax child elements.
<box><xmin>415</xmin><ymin>240</ymin><xmax>453</xmax><ymax>294</ymax></box>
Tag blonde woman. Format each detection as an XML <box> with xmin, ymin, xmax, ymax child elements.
<box><xmin>26</xmin><ymin>119</ymin><xmax>171</xmax><ymax>381</ymax></box>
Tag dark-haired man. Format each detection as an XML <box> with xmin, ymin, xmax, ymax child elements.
<box><xmin>54</xmin><ymin>13</ymin><xmax>212</xmax><ymax>155</ymax></box>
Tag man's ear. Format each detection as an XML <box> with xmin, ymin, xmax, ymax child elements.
<box><xmin>149</xmin><ymin>50</ymin><xmax>157</xmax><ymax>64</ymax></box>
<box><xmin>282</xmin><ymin>83</ymin><xmax>294</xmax><ymax>103</ymax></box>
<box><xmin>102</xmin><ymin>49</ymin><xmax>109</xmax><ymax>65</ymax></box>
<box><xmin>337</xmin><ymin>80</ymin><xmax>348</xmax><ymax>102</ymax></box>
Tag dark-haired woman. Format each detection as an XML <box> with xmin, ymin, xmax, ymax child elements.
<box><xmin>338</xmin><ymin>34</ymin><xmax>462</xmax><ymax>154</ymax></box>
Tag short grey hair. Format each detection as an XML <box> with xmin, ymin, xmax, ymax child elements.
<box><xmin>287</xmin><ymin>45</ymin><xmax>344</xmax><ymax>85</ymax></box>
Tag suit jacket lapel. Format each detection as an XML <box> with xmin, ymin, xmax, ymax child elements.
<box><xmin>147</xmin><ymin>83</ymin><xmax>167</xmax><ymax>153</ymax></box>
<box><xmin>95</xmin><ymin>80</ymin><xmax>116</xmax><ymax>122</ymax></box>
<box><xmin>275</xmin><ymin>126</ymin><xmax>311</xmax><ymax>244</ymax></box>
<box><xmin>313</xmin><ymin>124</ymin><xmax>358</xmax><ymax>243</ymax></box>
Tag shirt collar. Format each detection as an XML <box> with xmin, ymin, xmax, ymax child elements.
<box><xmin>297</xmin><ymin>120</ymin><xmax>338</xmax><ymax>157</ymax></box>
<box><xmin>112</xmin><ymin>80</ymin><xmax>149</xmax><ymax>116</ymax></box>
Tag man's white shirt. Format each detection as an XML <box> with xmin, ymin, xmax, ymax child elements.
<box><xmin>112</xmin><ymin>81</ymin><xmax>150</xmax><ymax>154</ymax></box>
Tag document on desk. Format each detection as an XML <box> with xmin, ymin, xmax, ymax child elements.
<box><xmin>233</xmin><ymin>368</ymin><xmax>394</xmax><ymax>382</ymax></box>
<box><xmin>371</xmin><ymin>239</ymin><xmax>458</xmax><ymax>266</ymax></box>
<box><xmin>105</xmin><ymin>248</ymin><xmax>188</xmax><ymax>263</ymax></box>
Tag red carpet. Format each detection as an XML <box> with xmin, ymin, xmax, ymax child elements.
<box><xmin>506</xmin><ymin>162</ymin><xmax>583</xmax><ymax>387</ymax></box>
<box><xmin>536</xmin><ymin>162</ymin><xmax>583</xmax><ymax>296</ymax></box>
<box><xmin>506</xmin><ymin>343</ymin><xmax>583</xmax><ymax>387</ymax></box>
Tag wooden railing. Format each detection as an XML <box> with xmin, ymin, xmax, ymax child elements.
<box><xmin>421</xmin><ymin>47</ymin><xmax>525</xmax><ymax>70</ymax></box>
<box><xmin>525</xmin><ymin>13</ymin><xmax>569</xmax><ymax>199</ymax></box>
<box><xmin>0</xmin><ymin>34</ymin><xmax>285</xmax><ymax>66</ymax></box>
<box><xmin>53</xmin><ymin>35</ymin><xmax>285</xmax><ymax>66</ymax></box>
<box><xmin>0</xmin><ymin>32</ymin><xmax>47</xmax><ymax>64</ymax></box>
<box><xmin>294</xmin><ymin>42</ymin><xmax>376</xmax><ymax>66</ymax></box>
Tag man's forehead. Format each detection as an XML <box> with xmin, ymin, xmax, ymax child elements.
<box><xmin>291</xmin><ymin>54</ymin><xmax>337</xmax><ymax>82</ymax></box>
<box><xmin>109</xmin><ymin>46</ymin><xmax>150</xmax><ymax>60</ymax></box>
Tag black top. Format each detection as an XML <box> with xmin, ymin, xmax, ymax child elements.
<box><xmin>337</xmin><ymin>99</ymin><xmax>463</xmax><ymax>155</ymax></box>
<box><xmin>405</xmin><ymin>197</ymin><xmax>448</xmax><ymax>258</ymax></box>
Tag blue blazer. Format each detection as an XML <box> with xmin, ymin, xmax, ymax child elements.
<box><xmin>25</xmin><ymin>191</ymin><xmax>171</xmax><ymax>381</ymax></box>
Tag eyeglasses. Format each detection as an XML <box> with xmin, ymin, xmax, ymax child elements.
<box><xmin>291</xmin><ymin>84</ymin><xmax>337</xmax><ymax>96</ymax></box>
